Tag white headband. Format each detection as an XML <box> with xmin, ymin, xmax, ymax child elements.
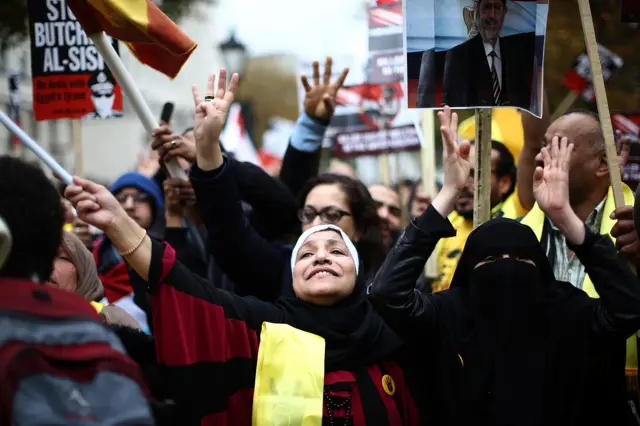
<box><xmin>290</xmin><ymin>224</ymin><xmax>359</xmax><ymax>275</ymax></box>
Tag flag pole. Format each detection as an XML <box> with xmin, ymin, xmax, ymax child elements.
<box><xmin>550</xmin><ymin>91</ymin><xmax>579</xmax><ymax>122</ymax></box>
<box><xmin>0</xmin><ymin>111</ymin><xmax>73</xmax><ymax>185</ymax></box>
<box><xmin>90</xmin><ymin>33</ymin><xmax>187</xmax><ymax>180</ymax></box>
<box><xmin>72</xmin><ymin>120</ymin><xmax>84</xmax><ymax>177</ymax></box>
<box><xmin>473</xmin><ymin>108</ymin><xmax>492</xmax><ymax>229</ymax></box>
<box><xmin>577</xmin><ymin>0</ymin><xmax>624</xmax><ymax>208</ymax></box>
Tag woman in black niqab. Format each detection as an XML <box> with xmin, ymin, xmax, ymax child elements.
<box><xmin>369</xmin><ymin>107</ymin><xmax>640</xmax><ymax>426</ymax></box>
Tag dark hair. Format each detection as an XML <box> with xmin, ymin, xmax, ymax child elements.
<box><xmin>298</xmin><ymin>174</ymin><xmax>386</xmax><ymax>274</ymax></box>
<box><xmin>0</xmin><ymin>157</ymin><xmax>64</xmax><ymax>281</ymax></box>
<box><xmin>491</xmin><ymin>140</ymin><xmax>516</xmax><ymax>199</ymax></box>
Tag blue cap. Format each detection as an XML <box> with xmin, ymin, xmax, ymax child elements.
<box><xmin>109</xmin><ymin>172</ymin><xmax>164</xmax><ymax>212</ymax></box>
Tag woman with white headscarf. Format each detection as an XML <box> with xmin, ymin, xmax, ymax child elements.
<box><xmin>66</xmin><ymin>171</ymin><xmax>423</xmax><ymax>425</ymax></box>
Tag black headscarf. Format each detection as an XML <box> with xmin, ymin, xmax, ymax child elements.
<box><xmin>276</xmin><ymin>226</ymin><xmax>402</xmax><ymax>372</ymax></box>
<box><xmin>450</xmin><ymin>218</ymin><xmax>560</xmax><ymax>422</ymax></box>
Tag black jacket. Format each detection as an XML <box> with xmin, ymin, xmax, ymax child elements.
<box><xmin>440</xmin><ymin>33</ymin><xmax>535</xmax><ymax>109</ymax></box>
<box><xmin>369</xmin><ymin>205</ymin><xmax>640</xmax><ymax>426</ymax></box>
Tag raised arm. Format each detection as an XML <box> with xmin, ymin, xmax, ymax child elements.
<box><xmin>279</xmin><ymin>57</ymin><xmax>348</xmax><ymax>196</ymax></box>
<box><xmin>369</xmin><ymin>106</ymin><xmax>472</xmax><ymax>336</ymax></box>
<box><xmin>517</xmin><ymin>93</ymin><xmax>549</xmax><ymax>210</ymax></box>
<box><xmin>190</xmin><ymin>70</ymin><xmax>291</xmax><ymax>300</ymax></box>
<box><xmin>534</xmin><ymin>136</ymin><xmax>640</xmax><ymax>336</ymax></box>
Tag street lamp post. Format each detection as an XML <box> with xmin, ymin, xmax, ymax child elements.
<box><xmin>216</xmin><ymin>30</ymin><xmax>254</xmax><ymax>144</ymax></box>
<box><xmin>218</xmin><ymin>30</ymin><xmax>248</xmax><ymax>77</ymax></box>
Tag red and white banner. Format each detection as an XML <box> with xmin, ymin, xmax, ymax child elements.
<box><xmin>562</xmin><ymin>44</ymin><xmax>623</xmax><ymax>103</ymax></box>
<box><xmin>613</xmin><ymin>113</ymin><xmax>640</xmax><ymax>190</ymax></box>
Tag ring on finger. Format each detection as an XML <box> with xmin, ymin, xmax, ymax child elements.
<box><xmin>204</xmin><ymin>96</ymin><xmax>214</xmax><ymax>102</ymax></box>
<box><xmin>171</xmin><ymin>140</ymin><xmax>177</xmax><ymax>149</ymax></box>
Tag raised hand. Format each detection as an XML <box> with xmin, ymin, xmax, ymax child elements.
<box><xmin>616</xmin><ymin>129</ymin><xmax>631</xmax><ymax>174</ymax></box>
<box><xmin>301</xmin><ymin>57</ymin><xmax>349</xmax><ymax>122</ymax></box>
<box><xmin>438</xmin><ymin>106</ymin><xmax>472</xmax><ymax>191</ymax></box>
<box><xmin>64</xmin><ymin>177</ymin><xmax>125</xmax><ymax>232</ymax></box>
<box><xmin>136</xmin><ymin>148</ymin><xmax>161</xmax><ymax>178</ymax></box>
<box><xmin>534</xmin><ymin>136</ymin><xmax>573</xmax><ymax>218</ymax></box>
<box><xmin>192</xmin><ymin>69</ymin><xmax>239</xmax><ymax>147</ymax></box>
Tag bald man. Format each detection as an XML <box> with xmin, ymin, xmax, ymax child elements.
<box><xmin>519</xmin><ymin>110</ymin><xmax>638</xmax><ymax>285</ymax></box>
<box><xmin>368</xmin><ymin>184</ymin><xmax>403</xmax><ymax>248</ymax></box>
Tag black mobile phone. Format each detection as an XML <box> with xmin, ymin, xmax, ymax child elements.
<box><xmin>622</xmin><ymin>0</ymin><xmax>640</xmax><ymax>23</ymax></box>
<box><xmin>160</xmin><ymin>102</ymin><xmax>174</xmax><ymax>123</ymax></box>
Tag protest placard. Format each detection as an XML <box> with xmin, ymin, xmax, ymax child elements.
<box><xmin>562</xmin><ymin>44</ymin><xmax>623</xmax><ymax>103</ymax></box>
<box><xmin>405</xmin><ymin>0</ymin><xmax>549</xmax><ymax>117</ymax></box>
<box><xmin>28</xmin><ymin>0</ymin><xmax>123</xmax><ymax>121</ymax></box>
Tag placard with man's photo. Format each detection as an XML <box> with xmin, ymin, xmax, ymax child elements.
<box><xmin>404</xmin><ymin>0</ymin><xmax>549</xmax><ymax>117</ymax></box>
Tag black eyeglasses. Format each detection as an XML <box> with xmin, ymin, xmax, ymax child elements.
<box><xmin>92</xmin><ymin>91</ymin><xmax>113</xmax><ymax>98</ymax></box>
<box><xmin>298</xmin><ymin>206</ymin><xmax>352</xmax><ymax>225</ymax></box>
<box><xmin>115</xmin><ymin>192</ymin><xmax>150</xmax><ymax>204</ymax></box>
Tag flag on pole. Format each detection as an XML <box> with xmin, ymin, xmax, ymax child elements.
<box><xmin>7</xmin><ymin>73</ymin><xmax>20</xmax><ymax>146</ymax></box>
<box><xmin>66</xmin><ymin>0</ymin><xmax>197</xmax><ymax>79</ymax></box>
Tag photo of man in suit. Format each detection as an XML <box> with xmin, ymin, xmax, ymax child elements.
<box><xmin>417</xmin><ymin>0</ymin><xmax>535</xmax><ymax>109</ymax></box>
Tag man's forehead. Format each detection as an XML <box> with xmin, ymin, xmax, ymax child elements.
<box><xmin>545</xmin><ymin>114</ymin><xmax>589</xmax><ymax>140</ymax></box>
<box><xmin>369</xmin><ymin>185</ymin><xmax>399</xmax><ymax>203</ymax></box>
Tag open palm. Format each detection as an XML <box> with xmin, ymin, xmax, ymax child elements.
<box><xmin>192</xmin><ymin>69</ymin><xmax>239</xmax><ymax>147</ymax></box>
<box><xmin>438</xmin><ymin>106</ymin><xmax>472</xmax><ymax>190</ymax></box>
<box><xmin>301</xmin><ymin>57</ymin><xmax>349</xmax><ymax>121</ymax></box>
<box><xmin>533</xmin><ymin>136</ymin><xmax>573</xmax><ymax>216</ymax></box>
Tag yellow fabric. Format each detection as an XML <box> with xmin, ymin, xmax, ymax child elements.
<box><xmin>520</xmin><ymin>183</ymin><xmax>637</xmax><ymax>372</ymax></box>
<box><xmin>90</xmin><ymin>301</ymin><xmax>105</xmax><ymax>313</ymax></box>
<box><xmin>457</xmin><ymin>108</ymin><xmax>524</xmax><ymax>165</ymax></box>
<box><xmin>253</xmin><ymin>322</ymin><xmax>325</xmax><ymax>426</ymax></box>
<box><xmin>88</xmin><ymin>0</ymin><xmax>149</xmax><ymax>30</ymax></box>
<box><xmin>432</xmin><ymin>191</ymin><xmax>529</xmax><ymax>292</ymax></box>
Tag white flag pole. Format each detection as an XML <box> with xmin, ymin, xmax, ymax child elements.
<box><xmin>0</xmin><ymin>111</ymin><xmax>73</xmax><ymax>185</ymax></box>
<box><xmin>90</xmin><ymin>33</ymin><xmax>187</xmax><ymax>180</ymax></box>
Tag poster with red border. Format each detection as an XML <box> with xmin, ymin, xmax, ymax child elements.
<box><xmin>562</xmin><ymin>44</ymin><xmax>623</xmax><ymax>103</ymax></box>
<box><xmin>28</xmin><ymin>0</ymin><xmax>123</xmax><ymax>121</ymax></box>
<box><xmin>612</xmin><ymin>112</ymin><xmax>640</xmax><ymax>190</ymax></box>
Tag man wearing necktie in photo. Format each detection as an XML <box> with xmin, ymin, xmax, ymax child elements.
<box><xmin>439</xmin><ymin>0</ymin><xmax>535</xmax><ymax>109</ymax></box>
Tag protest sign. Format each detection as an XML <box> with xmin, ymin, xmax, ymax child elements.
<box><xmin>562</xmin><ymin>44</ymin><xmax>623</xmax><ymax>103</ymax></box>
<box><xmin>613</xmin><ymin>113</ymin><xmax>640</xmax><ymax>190</ymax></box>
<box><xmin>28</xmin><ymin>0</ymin><xmax>123</xmax><ymax>121</ymax></box>
<box><xmin>333</xmin><ymin>82</ymin><xmax>420</xmax><ymax>158</ymax></box>
<box><xmin>405</xmin><ymin>0</ymin><xmax>549</xmax><ymax>117</ymax></box>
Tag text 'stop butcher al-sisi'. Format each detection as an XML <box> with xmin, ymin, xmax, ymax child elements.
<box><xmin>27</xmin><ymin>0</ymin><xmax>123</xmax><ymax>121</ymax></box>
<box><xmin>404</xmin><ymin>0</ymin><xmax>549</xmax><ymax>117</ymax></box>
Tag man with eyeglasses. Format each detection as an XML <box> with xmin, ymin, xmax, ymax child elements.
<box><xmin>368</xmin><ymin>185</ymin><xmax>403</xmax><ymax>248</ymax></box>
<box><xmin>437</xmin><ymin>0</ymin><xmax>535</xmax><ymax>109</ymax></box>
<box><xmin>82</xmin><ymin>70</ymin><xmax>123</xmax><ymax>119</ymax></box>
<box><xmin>92</xmin><ymin>172</ymin><xmax>164</xmax><ymax>332</ymax></box>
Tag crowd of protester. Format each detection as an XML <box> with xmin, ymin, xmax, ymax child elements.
<box><xmin>2</xmin><ymin>57</ymin><xmax>640</xmax><ymax>425</ymax></box>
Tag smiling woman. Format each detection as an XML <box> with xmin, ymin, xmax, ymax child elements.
<box><xmin>65</xmin><ymin>171</ymin><xmax>423</xmax><ymax>424</ymax></box>
<box><xmin>291</xmin><ymin>224</ymin><xmax>359</xmax><ymax>306</ymax></box>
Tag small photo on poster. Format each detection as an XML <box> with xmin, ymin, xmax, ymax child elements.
<box><xmin>404</xmin><ymin>0</ymin><xmax>549</xmax><ymax>117</ymax></box>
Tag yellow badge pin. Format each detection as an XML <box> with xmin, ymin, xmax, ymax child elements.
<box><xmin>382</xmin><ymin>374</ymin><xmax>395</xmax><ymax>396</ymax></box>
